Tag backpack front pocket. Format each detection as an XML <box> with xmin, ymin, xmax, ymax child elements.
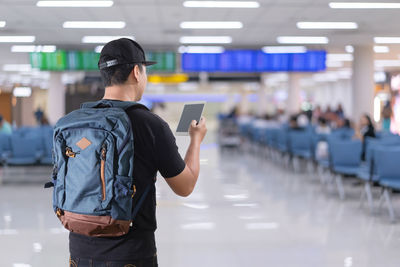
<box><xmin>58</xmin><ymin>128</ymin><xmax>115</xmax><ymax>215</ymax></box>
<box><xmin>111</xmin><ymin>175</ymin><xmax>134</xmax><ymax>221</ymax></box>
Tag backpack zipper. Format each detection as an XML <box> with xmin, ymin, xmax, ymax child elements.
<box><xmin>65</xmin><ymin>147</ymin><xmax>79</xmax><ymax>158</ymax></box>
<box><xmin>100</xmin><ymin>144</ymin><xmax>107</xmax><ymax>201</ymax></box>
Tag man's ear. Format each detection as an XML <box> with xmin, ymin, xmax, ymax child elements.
<box><xmin>131</xmin><ymin>65</ymin><xmax>141</xmax><ymax>82</ymax></box>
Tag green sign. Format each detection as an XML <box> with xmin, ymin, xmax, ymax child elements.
<box><xmin>146</xmin><ymin>52</ymin><xmax>176</xmax><ymax>72</ymax></box>
<box><xmin>30</xmin><ymin>50</ymin><xmax>67</xmax><ymax>71</ymax></box>
<box><xmin>30</xmin><ymin>51</ymin><xmax>99</xmax><ymax>71</ymax></box>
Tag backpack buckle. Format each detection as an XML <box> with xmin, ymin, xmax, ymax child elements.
<box><xmin>56</xmin><ymin>208</ymin><xmax>64</xmax><ymax>217</ymax></box>
<box><xmin>132</xmin><ymin>185</ymin><xmax>136</xmax><ymax>198</ymax></box>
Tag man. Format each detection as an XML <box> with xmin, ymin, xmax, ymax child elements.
<box><xmin>0</xmin><ymin>115</ymin><xmax>12</xmax><ymax>134</ymax></box>
<box><xmin>69</xmin><ymin>38</ymin><xmax>207</xmax><ymax>267</ymax></box>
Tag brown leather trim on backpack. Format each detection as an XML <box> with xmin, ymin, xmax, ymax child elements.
<box><xmin>57</xmin><ymin>210</ymin><xmax>131</xmax><ymax>237</ymax></box>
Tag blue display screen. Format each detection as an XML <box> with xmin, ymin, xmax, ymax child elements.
<box><xmin>182</xmin><ymin>50</ymin><xmax>326</xmax><ymax>72</ymax></box>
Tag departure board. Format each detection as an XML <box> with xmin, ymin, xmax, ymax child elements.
<box><xmin>181</xmin><ymin>50</ymin><xmax>326</xmax><ymax>72</ymax></box>
<box><xmin>30</xmin><ymin>51</ymin><xmax>99</xmax><ymax>71</ymax></box>
<box><xmin>146</xmin><ymin>52</ymin><xmax>176</xmax><ymax>72</ymax></box>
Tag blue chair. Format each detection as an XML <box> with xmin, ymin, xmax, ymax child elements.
<box><xmin>357</xmin><ymin>140</ymin><xmax>400</xmax><ymax>212</ymax></box>
<box><xmin>328</xmin><ymin>139</ymin><xmax>362</xmax><ymax>199</ymax></box>
<box><xmin>375</xmin><ymin>148</ymin><xmax>400</xmax><ymax>222</ymax></box>
<box><xmin>287</xmin><ymin>131</ymin><xmax>313</xmax><ymax>172</ymax></box>
<box><xmin>330</xmin><ymin>128</ymin><xmax>355</xmax><ymax>140</ymax></box>
<box><xmin>40</xmin><ymin>128</ymin><xmax>53</xmax><ymax>165</ymax></box>
<box><xmin>6</xmin><ymin>135</ymin><xmax>42</xmax><ymax>165</ymax></box>
<box><xmin>288</xmin><ymin>131</ymin><xmax>312</xmax><ymax>159</ymax></box>
<box><xmin>0</xmin><ymin>133</ymin><xmax>11</xmax><ymax>164</ymax></box>
<box><xmin>358</xmin><ymin>139</ymin><xmax>400</xmax><ymax>182</ymax></box>
<box><xmin>311</xmin><ymin>133</ymin><xmax>329</xmax><ymax>160</ymax></box>
<box><xmin>13</xmin><ymin>126</ymin><xmax>34</xmax><ymax>137</ymax></box>
<box><xmin>251</xmin><ymin>126</ymin><xmax>265</xmax><ymax>144</ymax></box>
<box><xmin>276</xmin><ymin>128</ymin><xmax>288</xmax><ymax>154</ymax></box>
<box><xmin>264</xmin><ymin>128</ymin><xmax>278</xmax><ymax>150</ymax></box>
<box><xmin>375</xmin><ymin>131</ymin><xmax>400</xmax><ymax>140</ymax></box>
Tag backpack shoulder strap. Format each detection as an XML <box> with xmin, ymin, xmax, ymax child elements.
<box><xmin>81</xmin><ymin>100</ymin><xmax>148</xmax><ymax>111</ymax></box>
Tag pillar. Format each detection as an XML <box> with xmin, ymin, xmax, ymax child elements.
<box><xmin>352</xmin><ymin>46</ymin><xmax>374</xmax><ymax>122</ymax></box>
<box><xmin>257</xmin><ymin>73</ymin><xmax>269</xmax><ymax>117</ymax></box>
<box><xmin>47</xmin><ymin>73</ymin><xmax>65</xmax><ymax>125</ymax></box>
<box><xmin>287</xmin><ymin>73</ymin><xmax>301</xmax><ymax>114</ymax></box>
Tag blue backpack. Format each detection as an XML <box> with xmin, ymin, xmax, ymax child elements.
<box><xmin>47</xmin><ymin>100</ymin><xmax>150</xmax><ymax>237</ymax></box>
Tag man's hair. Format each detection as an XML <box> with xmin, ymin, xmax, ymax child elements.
<box><xmin>0</xmin><ymin>115</ymin><xmax>3</xmax><ymax>123</ymax></box>
<box><xmin>100</xmin><ymin>63</ymin><xmax>143</xmax><ymax>87</ymax></box>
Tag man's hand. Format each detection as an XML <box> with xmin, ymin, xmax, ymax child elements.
<box><xmin>165</xmin><ymin>116</ymin><xmax>207</xmax><ymax>197</ymax></box>
<box><xmin>189</xmin><ymin>117</ymin><xmax>207</xmax><ymax>143</ymax></box>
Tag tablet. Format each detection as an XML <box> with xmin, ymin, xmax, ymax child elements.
<box><xmin>176</xmin><ymin>102</ymin><xmax>205</xmax><ymax>135</ymax></box>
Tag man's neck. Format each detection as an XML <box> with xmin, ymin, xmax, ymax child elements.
<box><xmin>103</xmin><ymin>84</ymin><xmax>138</xmax><ymax>102</ymax></box>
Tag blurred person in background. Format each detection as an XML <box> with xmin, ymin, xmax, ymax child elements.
<box><xmin>382</xmin><ymin>101</ymin><xmax>392</xmax><ymax>131</ymax></box>
<box><xmin>276</xmin><ymin>108</ymin><xmax>288</xmax><ymax>123</ymax></box>
<box><xmin>305</xmin><ymin>108</ymin><xmax>313</xmax><ymax>121</ymax></box>
<box><xmin>336</xmin><ymin>118</ymin><xmax>352</xmax><ymax>130</ymax></box>
<box><xmin>312</xmin><ymin>105</ymin><xmax>322</xmax><ymax>124</ymax></box>
<box><xmin>324</xmin><ymin>106</ymin><xmax>338</xmax><ymax>125</ymax></box>
<box><xmin>355</xmin><ymin>114</ymin><xmax>376</xmax><ymax>161</ymax></box>
<box><xmin>34</xmin><ymin>107</ymin><xmax>44</xmax><ymax>125</ymax></box>
<box><xmin>315</xmin><ymin>117</ymin><xmax>331</xmax><ymax>134</ymax></box>
<box><xmin>0</xmin><ymin>114</ymin><xmax>12</xmax><ymax>134</ymax></box>
<box><xmin>289</xmin><ymin>115</ymin><xmax>303</xmax><ymax>130</ymax></box>
<box><xmin>297</xmin><ymin>111</ymin><xmax>309</xmax><ymax>128</ymax></box>
<box><xmin>335</xmin><ymin>103</ymin><xmax>345</xmax><ymax>119</ymax></box>
<box><xmin>227</xmin><ymin>105</ymin><xmax>239</xmax><ymax>119</ymax></box>
<box><xmin>314</xmin><ymin>117</ymin><xmax>332</xmax><ymax>160</ymax></box>
<box><xmin>40</xmin><ymin>116</ymin><xmax>50</xmax><ymax>126</ymax></box>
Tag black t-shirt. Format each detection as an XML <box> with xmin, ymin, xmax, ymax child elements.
<box><xmin>69</xmin><ymin>103</ymin><xmax>186</xmax><ymax>260</ymax></box>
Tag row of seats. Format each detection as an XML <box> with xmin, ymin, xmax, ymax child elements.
<box><xmin>234</xmin><ymin>117</ymin><xmax>400</xmax><ymax>222</ymax></box>
<box><xmin>0</xmin><ymin>126</ymin><xmax>53</xmax><ymax>166</ymax></box>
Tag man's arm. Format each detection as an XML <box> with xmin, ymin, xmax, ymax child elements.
<box><xmin>165</xmin><ymin>117</ymin><xmax>207</xmax><ymax>197</ymax></box>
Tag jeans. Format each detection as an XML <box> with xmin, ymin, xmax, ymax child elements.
<box><xmin>69</xmin><ymin>255</ymin><xmax>158</xmax><ymax>267</ymax></box>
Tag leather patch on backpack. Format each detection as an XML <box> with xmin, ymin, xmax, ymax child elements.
<box><xmin>76</xmin><ymin>137</ymin><xmax>92</xmax><ymax>150</ymax></box>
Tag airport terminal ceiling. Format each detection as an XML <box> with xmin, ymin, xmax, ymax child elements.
<box><xmin>1</xmin><ymin>0</ymin><xmax>400</xmax><ymax>58</ymax></box>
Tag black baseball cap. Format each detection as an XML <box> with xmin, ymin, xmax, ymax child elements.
<box><xmin>98</xmin><ymin>38</ymin><xmax>156</xmax><ymax>70</ymax></box>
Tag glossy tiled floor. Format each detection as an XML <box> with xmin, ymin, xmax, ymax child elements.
<box><xmin>1</xmin><ymin>138</ymin><xmax>400</xmax><ymax>267</ymax></box>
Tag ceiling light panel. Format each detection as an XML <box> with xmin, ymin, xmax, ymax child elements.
<box><xmin>345</xmin><ymin>45</ymin><xmax>354</xmax><ymax>53</ymax></box>
<box><xmin>326</xmin><ymin>61</ymin><xmax>344</xmax><ymax>68</ymax></box>
<box><xmin>0</xmin><ymin>21</ymin><xmax>5</xmax><ymax>27</ymax></box>
<box><xmin>82</xmin><ymin>36</ymin><xmax>134</xmax><ymax>43</ymax></box>
<box><xmin>37</xmin><ymin>1</ymin><xmax>113</xmax><ymax>7</ymax></box>
<box><xmin>374</xmin><ymin>46</ymin><xmax>389</xmax><ymax>53</ymax></box>
<box><xmin>180</xmin><ymin>21</ymin><xmax>243</xmax><ymax>29</ymax></box>
<box><xmin>180</xmin><ymin>36</ymin><xmax>232</xmax><ymax>44</ymax></box>
<box><xmin>0</xmin><ymin>36</ymin><xmax>35</xmax><ymax>43</ymax></box>
<box><xmin>63</xmin><ymin>21</ymin><xmax>126</xmax><ymax>29</ymax></box>
<box><xmin>178</xmin><ymin>46</ymin><xmax>225</xmax><ymax>53</ymax></box>
<box><xmin>3</xmin><ymin>64</ymin><xmax>32</xmax><ymax>72</ymax></box>
<box><xmin>13</xmin><ymin>87</ymin><xmax>32</xmax><ymax>97</ymax></box>
<box><xmin>297</xmin><ymin>22</ymin><xmax>358</xmax><ymax>29</ymax></box>
<box><xmin>374</xmin><ymin>37</ymin><xmax>400</xmax><ymax>44</ymax></box>
<box><xmin>183</xmin><ymin>1</ymin><xmax>260</xmax><ymax>8</ymax></box>
<box><xmin>262</xmin><ymin>46</ymin><xmax>307</xmax><ymax>53</ymax></box>
<box><xmin>375</xmin><ymin>60</ymin><xmax>400</xmax><ymax>67</ymax></box>
<box><xmin>277</xmin><ymin>36</ymin><xmax>329</xmax><ymax>44</ymax></box>
<box><xmin>11</xmin><ymin>45</ymin><xmax>56</xmax><ymax>53</ymax></box>
<box><xmin>327</xmin><ymin>53</ymin><xmax>354</xmax><ymax>61</ymax></box>
<box><xmin>329</xmin><ymin>2</ymin><xmax>400</xmax><ymax>9</ymax></box>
